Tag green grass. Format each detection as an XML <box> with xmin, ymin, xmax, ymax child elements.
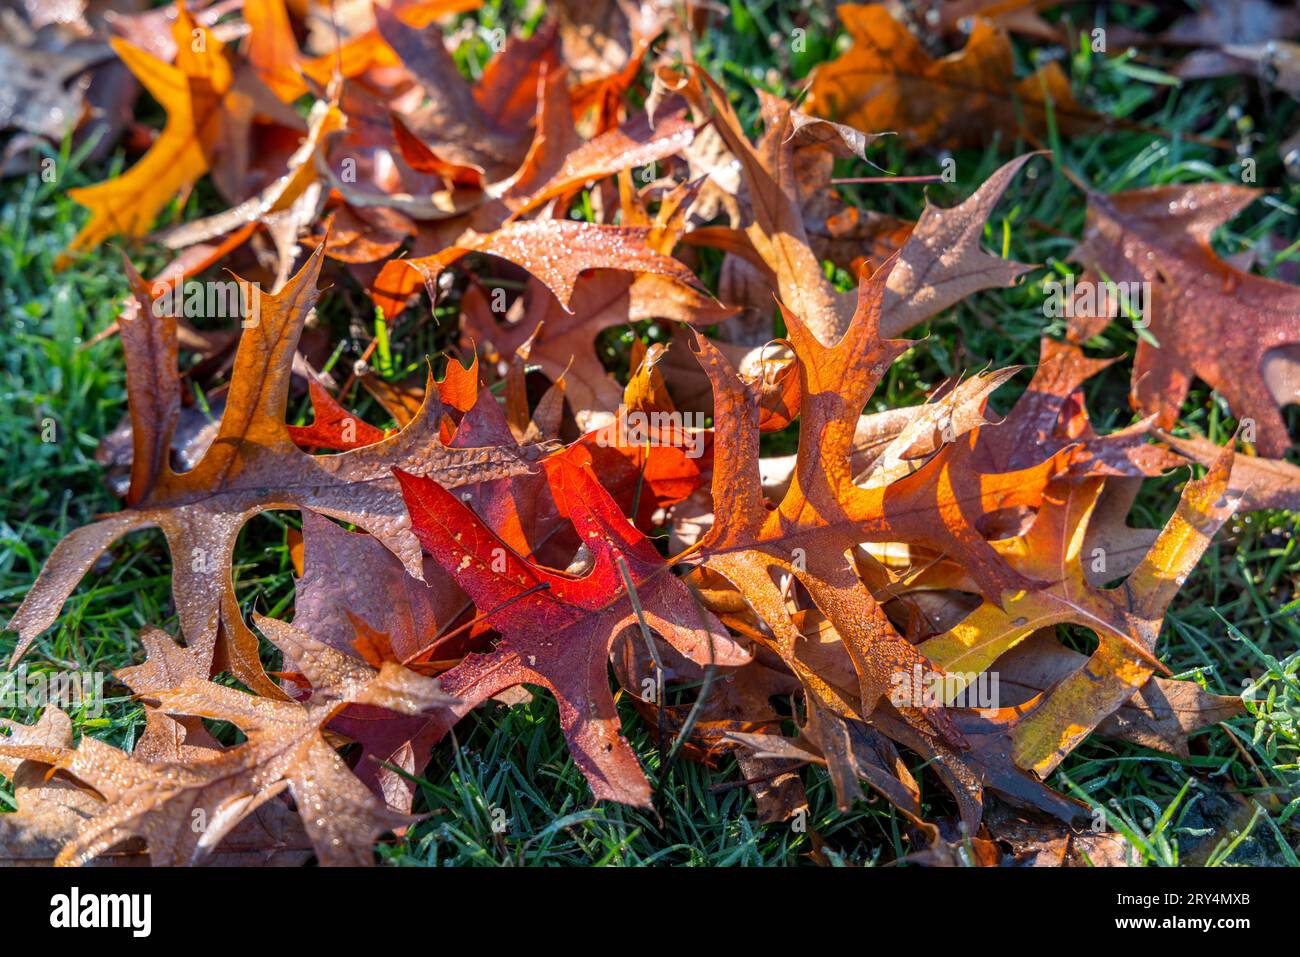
<box><xmin>2</xmin><ymin>1</ymin><xmax>1298</xmax><ymax>866</ymax></box>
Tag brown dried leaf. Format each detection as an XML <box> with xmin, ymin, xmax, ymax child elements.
<box><xmin>806</xmin><ymin>4</ymin><xmax>1100</xmax><ymax>149</ymax></box>
<box><xmin>7</xmin><ymin>249</ymin><xmax>539</xmax><ymax>687</ymax></box>
<box><xmin>1074</xmin><ymin>185</ymin><xmax>1300</xmax><ymax>457</ymax></box>
<box><xmin>0</xmin><ymin>618</ymin><xmax>454</xmax><ymax>866</ymax></box>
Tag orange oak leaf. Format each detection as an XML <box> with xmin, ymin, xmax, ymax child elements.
<box><xmin>681</xmin><ymin>66</ymin><xmax>876</xmax><ymax>347</ymax></box>
<box><xmin>61</xmin><ymin>5</ymin><xmax>301</xmax><ymax>264</ymax></box>
<box><xmin>244</xmin><ymin>0</ymin><xmax>485</xmax><ymax>103</ymax></box>
<box><xmin>568</xmin><ymin>423</ymin><xmax>709</xmax><ymax>531</ymax></box>
<box><xmin>288</xmin><ymin>376</ymin><xmax>393</xmax><ymax>451</ymax></box>
<box><xmin>806</xmin><ymin>3</ymin><xmax>1098</xmax><ymax>149</ymax></box>
<box><xmin>688</xmin><ymin>266</ymin><xmax>1069</xmax><ymax>751</ymax></box>
<box><xmin>288</xmin><ymin>355</ymin><xmax>494</xmax><ymax>453</ymax></box>
<box><xmin>914</xmin><ymin>474</ymin><xmax>1185</xmax><ymax>685</ymax></box>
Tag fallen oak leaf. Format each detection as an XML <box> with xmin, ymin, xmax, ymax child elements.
<box><xmin>244</xmin><ymin>0</ymin><xmax>484</xmax><ymax>104</ymax></box>
<box><xmin>350</xmin><ymin>354</ymin><xmax>483</xmax><ymax>436</ymax></box>
<box><xmin>336</xmin><ymin>15</ymin><xmax>694</xmax><ymax>305</ymax></box>
<box><xmin>292</xmin><ymin>510</ymin><xmax>468</xmax><ymax>665</ymax></box>
<box><xmin>116</xmin><ymin>626</ymin><xmax>226</xmax><ymax>761</ymax></box>
<box><xmin>1159</xmin><ymin>0</ymin><xmax>1300</xmax><ymax>48</ymax></box>
<box><xmin>390</xmin><ymin>112</ymin><xmax>487</xmax><ymax>191</ymax></box>
<box><xmin>915</xmin><ymin>475</ymin><xmax>1187</xmax><ymax>686</ymax></box>
<box><xmin>309</xmin><ymin>38</ymin><xmax>567</xmax><ymax>243</ymax></box>
<box><xmin>1008</xmin><ymin>446</ymin><xmax>1241</xmax><ymax>776</ymax></box>
<box><xmin>681</xmin><ymin>67</ymin><xmax>872</xmax><ymax>347</ymax></box>
<box><xmin>149</xmin><ymin>96</ymin><xmax>343</xmax><ymax>253</ymax></box>
<box><xmin>702</xmin><ymin>275</ymin><xmax>1069</xmax><ymax>607</ymax></box>
<box><xmin>59</xmin><ymin>4</ymin><xmax>302</xmax><ymax>265</ymax></box>
<box><xmin>6</xmin><ymin>248</ymin><xmax>538</xmax><ymax>686</ymax></box>
<box><xmin>0</xmin><ymin>617</ymin><xmax>456</xmax><ymax>866</ymax></box>
<box><xmin>1158</xmin><ymin>430</ymin><xmax>1300</xmax><ymax>513</ymax></box>
<box><xmin>567</xmin><ymin>419</ymin><xmax>710</xmax><ymax>531</ymax></box>
<box><xmin>403</xmin><ymin>219</ymin><xmax>707</xmax><ymax>314</ymax></box>
<box><xmin>680</xmin><ymin>65</ymin><xmax>1041</xmax><ymax>345</ymax></box>
<box><xmin>551</xmin><ymin>0</ymin><xmax>667</xmax><ymax>89</ymax></box>
<box><xmin>371</xmin><ymin>4</ymin><xmax>548</xmax><ymax>180</ymax></box>
<box><xmin>991</xmin><ymin>630</ymin><xmax>1245</xmax><ymax>760</ymax></box>
<box><xmin>0</xmin><ymin>1</ymin><xmax>132</xmax><ymax>176</ymax></box>
<box><xmin>985</xmin><ymin>805</ymin><xmax>1133</xmax><ymax>867</ymax></box>
<box><xmin>969</xmin><ymin>337</ymin><xmax>1183</xmax><ymax>479</ymax></box>
<box><xmin>59</xmin><ymin>3</ymin><xmax>227</xmax><ymax>261</ymax></box>
<box><xmin>689</xmin><ymin>266</ymin><xmax>1068</xmax><ymax>750</ymax></box>
<box><xmin>458</xmin><ymin>260</ymin><xmax>732</xmax><ymax>426</ymax></box>
<box><xmin>923</xmin><ymin>0</ymin><xmax>1065</xmax><ymax>43</ymax></box>
<box><xmin>473</xmin><ymin>178</ymin><xmax>730</xmax><ymax>422</ymax></box>
<box><xmin>1073</xmin><ymin>184</ymin><xmax>1300</xmax><ymax>458</ymax></box>
<box><xmin>363</xmin><ymin>84</ymin><xmax>700</xmax><ymax>320</ymax></box>
<box><xmin>1176</xmin><ymin>41</ymin><xmax>1300</xmax><ymax>98</ymax></box>
<box><xmin>390</xmin><ymin>448</ymin><xmax>749</xmax><ymax>808</ymax></box>
<box><xmin>878</xmin><ymin>153</ymin><xmax>1041</xmax><ymax>338</ymax></box>
<box><xmin>288</xmin><ymin>375</ymin><xmax>393</xmax><ymax>451</ymax></box>
<box><xmin>0</xmin><ymin>708</ymin><xmax>141</xmax><ymax>867</ymax></box>
<box><xmin>294</xmin><ymin>394</ymin><xmax>586</xmax><ymax>811</ymax></box>
<box><xmin>0</xmin><ymin>708</ymin><xmax>168</xmax><ymax>867</ymax></box>
<box><xmin>806</xmin><ymin>3</ymin><xmax>1100</xmax><ymax>149</ymax></box>
<box><xmin>502</xmin><ymin>109</ymin><xmax>696</xmax><ymax>216</ymax></box>
<box><xmin>315</xmin><ymin>21</ymin><xmax>570</xmax><ymax>254</ymax></box>
<box><xmin>107</xmin><ymin>625</ymin><xmax>316</xmax><ymax>864</ymax></box>
<box><xmin>784</xmin><ymin>611</ymin><xmax>1090</xmax><ymax>825</ymax></box>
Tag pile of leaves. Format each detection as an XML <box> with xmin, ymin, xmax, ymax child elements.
<box><xmin>2</xmin><ymin>0</ymin><xmax>1298</xmax><ymax>867</ymax></box>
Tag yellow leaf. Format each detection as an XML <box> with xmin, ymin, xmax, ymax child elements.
<box><xmin>59</xmin><ymin>8</ymin><xmax>233</xmax><ymax>266</ymax></box>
